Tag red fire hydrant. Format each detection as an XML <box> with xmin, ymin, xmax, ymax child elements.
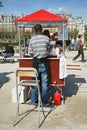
<box><xmin>54</xmin><ymin>91</ymin><xmax>61</xmax><ymax>106</ymax></box>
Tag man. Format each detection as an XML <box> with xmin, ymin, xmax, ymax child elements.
<box><xmin>28</xmin><ymin>24</ymin><xmax>50</xmax><ymax>105</ymax></box>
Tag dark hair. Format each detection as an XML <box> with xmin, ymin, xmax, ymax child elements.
<box><xmin>43</xmin><ymin>29</ymin><xmax>50</xmax><ymax>38</ymax></box>
<box><xmin>56</xmin><ymin>41</ymin><xmax>61</xmax><ymax>47</ymax></box>
<box><xmin>34</xmin><ymin>24</ymin><xmax>42</xmax><ymax>33</ymax></box>
<box><xmin>78</xmin><ymin>34</ymin><xmax>82</xmax><ymax>39</ymax></box>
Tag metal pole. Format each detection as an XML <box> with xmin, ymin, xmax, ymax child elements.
<box><xmin>23</xmin><ymin>27</ymin><xmax>25</xmax><ymax>48</ymax></box>
<box><xmin>62</xmin><ymin>22</ymin><xmax>65</xmax><ymax>52</ymax></box>
<box><xmin>18</xmin><ymin>26</ymin><xmax>21</xmax><ymax>57</ymax></box>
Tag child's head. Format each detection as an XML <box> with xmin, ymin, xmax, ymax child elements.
<box><xmin>43</xmin><ymin>29</ymin><xmax>50</xmax><ymax>38</ymax></box>
<box><xmin>78</xmin><ymin>34</ymin><xmax>82</xmax><ymax>39</ymax></box>
<box><xmin>56</xmin><ymin>41</ymin><xmax>60</xmax><ymax>47</ymax></box>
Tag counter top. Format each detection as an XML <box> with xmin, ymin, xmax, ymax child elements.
<box><xmin>19</xmin><ymin>55</ymin><xmax>60</xmax><ymax>60</ymax></box>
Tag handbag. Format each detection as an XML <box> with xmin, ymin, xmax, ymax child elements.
<box><xmin>75</xmin><ymin>43</ymin><xmax>80</xmax><ymax>50</ymax></box>
<box><xmin>76</xmin><ymin>39</ymin><xmax>83</xmax><ymax>50</ymax></box>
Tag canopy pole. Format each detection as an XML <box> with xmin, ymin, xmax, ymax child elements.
<box><xmin>23</xmin><ymin>27</ymin><xmax>25</xmax><ymax>48</ymax></box>
<box><xmin>18</xmin><ymin>26</ymin><xmax>21</xmax><ymax>58</ymax></box>
<box><xmin>62</xmin><ymin>22</ymin><xmax>65</xmax><ymax>52</ymax></box>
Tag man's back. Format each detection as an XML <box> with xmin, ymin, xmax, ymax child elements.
<box><xmin>29</xmin><ymin>34</ymin><xmax>50</xmax><ymax>59</ymax></box>
<box><xmin>28</xmin><ymin>24</ymin><xmax>50</xmax><ymax>105</ymax></box>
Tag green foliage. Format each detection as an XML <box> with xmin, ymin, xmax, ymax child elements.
<box><xmin>0</xmin><ymin>30</ymin><xmax>16</xmax><ymax>39</ymax></box>
<box><xmin>14</xmin><ymin>30</ymin><xmax>31</xmax><ymax>43</ymax></box>
<box><xmin>84</xmin><ymin>36</ymin><xmax>87</xmax><ymax>47</ymax></box>
<box><xmin>84</xmin><ymin>36</ymin><xmax>87</xmax><ymax>42</ymax></box>
<box><xmin>73</xmin><ymin>28</ymin><xmax>79</xmax><ymax>40</ymax></box>
<box><xmin>25</xmin><ymin>31</ymin><xmax>31</xmax><ymax>39</ymax></box>
<box><xmin>68</xmin><ymin>28</ymin><xmax>79</xmax><ymax>40</ymax></box>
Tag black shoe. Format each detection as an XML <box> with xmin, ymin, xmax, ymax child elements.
<box><xmin>81</xmin><ymin>60</ymin><xmax>86</xmax><ymax>63</ymax></box>
<box><xmin>29</xmin><ymin>102</ymin><xmax>38</xmax><ymax>106</ymax></box>
<box><xmin>43</xmin><ymin>103</ymin><xmax>51</xmax><ymax>107</ymax></box>
<box><xmin>72</xmin><ymin>58</ymin><xmax>75</xmax><ymax>61</ymax></box>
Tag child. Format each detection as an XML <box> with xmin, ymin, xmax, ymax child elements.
<box><xmin>55</xmin><ymin>41</ymin><xmax>63</xmax><ymax>58</ymax></box>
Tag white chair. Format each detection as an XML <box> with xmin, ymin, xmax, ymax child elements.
<box><xmin>13</xmin><ymin>67</ymin><xmax>45</xmax><ymax>128</ymax></box>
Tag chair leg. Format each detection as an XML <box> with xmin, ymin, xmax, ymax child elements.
<box><xmin>38</xmin><ymin>92</ymin><xmax>40</xmax><ymax>128</ymax></box>
<box><xmin>39</xmin><ymin>94</ymin><xmax>45</xmax><ymax>117</ymax></box>
<box><xmin>37</xmin><ymin>87</ymin><xmax>45</xmax><ymax>128</ymax></box>
<box><xmin>13</xmin><ymin>86</ymin><xmax>22</xmax><ymax>126</ymax></box>
<box><xmin>13</xmin><ymin>99</ymin><xmax>19</xmax><ymax>126</ymax></box>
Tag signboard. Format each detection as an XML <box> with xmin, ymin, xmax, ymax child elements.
<box><xmin>58</xmin><ymin>27</ymin><xmax>68</xmax><ymax>40</ymax></box>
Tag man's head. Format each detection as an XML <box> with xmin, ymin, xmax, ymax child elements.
<box><xmin>34</xmin><ymin>24</ymin><xmax>42</xmax><ymax>34</ymax></box>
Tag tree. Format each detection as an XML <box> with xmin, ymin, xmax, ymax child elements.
<box><xmin>68</xmin><ymin>28</ymin><xmax>79</xmax><ymax>40</ymax></box>
<box><xmin>14</xmin><ymin>30</ymin><xmax>31</xmax><ymax>44</ymax></box>
<box><xmin>73</xmin><ymin>28</ymin><xmax>79</xmax><ymax>40</ymax></box>
<box><xmin>84</xmin><ymin>36</ymin><xmax>87</xmax><ymax>47</ymax></box>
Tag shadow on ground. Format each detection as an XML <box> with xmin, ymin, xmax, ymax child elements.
<box><xmin>48</xmin><ymin>74</ymin><xmax>86</xmax><ymax>104</ymax></box>
<box><xmin>62</xmin><ymin>74</ymin><xmax>86</xmax><ymax>98</ymax></box>
<box><xmin>13</xmin><ymin>102</ymin><xmax>56</xmax><ymax>128</ymax></box>
<box><xmin>0</xmin><ymin>72</ymin><xmax>14</xmax><ymax>88</ymax></box>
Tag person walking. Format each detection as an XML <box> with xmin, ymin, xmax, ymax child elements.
<box><xmin>71</xmin><ymin>37</ymin><xmax>75</xmax><ymax>51</ymax></box>
<box><xmin>28</xmin><ymin>24</ymin><xmax>50</xmax><ymax>106</ymax></box>
<box><xmin>73</xmin><ymin>34</ymin><xmax>84</xmax><ymax>62</ymax></box>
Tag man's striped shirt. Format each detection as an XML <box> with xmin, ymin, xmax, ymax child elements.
<box><xmin>28</xmin><ymin>34</ymin><xmax>50</xmax><ymax>59</ymax></box>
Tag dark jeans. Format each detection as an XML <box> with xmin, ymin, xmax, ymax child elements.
<box><xmin>73</xmin><ymin>48</ymin><xmax>84</xmax><ymax>61</ymax></box>
<box><xmin>30</xmin><ymin>57</ymin><xmax>49</xmax><ymax>104</ymax></box>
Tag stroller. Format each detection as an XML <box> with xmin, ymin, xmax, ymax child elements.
<box><xmin>0</xmin><ymin>45</ymin><xmax>15</xmax><ymax>63</ymax></box>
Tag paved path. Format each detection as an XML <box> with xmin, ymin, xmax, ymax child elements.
<box><xmin>0</xmin><ymin>50</ymin><xmax>87</xmax><ymax>130</ymax></box>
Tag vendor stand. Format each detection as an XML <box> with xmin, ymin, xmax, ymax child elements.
<box><xmin>19</xmin><ymin>57</ymin><xmax>65</xmax><ymax>86</ymax></box>
<box><xmin>14</xmin><ymin>9</ymin><xmax>67</xmax><ymax>102</ymax></box>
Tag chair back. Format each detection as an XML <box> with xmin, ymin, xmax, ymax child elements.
<box><xmin>16</xmin><ymin>67</ymin><xmax>38</xmax><ymax>80</ymax></box>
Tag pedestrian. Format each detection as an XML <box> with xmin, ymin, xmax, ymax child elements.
<box><xmin>71</xmin><ymin>37</ymin><xmax>75</xmax><ymax>51</ymax></box>
<box><xmin>28</xmin><ymin>24</ymin><xmax>50</xmax><ymax>106</ymax></box>
<box><xmin>5</xmin><ymin>44</ymin><xmax>15</xmax><ymax>57</ymax></box>
<box><xmin>65</xmin><ymin>38</ymin><xmax>71</xmax><ymax>51</ymax></box>
<box><xmin>73</xmin><ymin>34</ymin><xmax>84</xmax><ymax>62</ymax></box>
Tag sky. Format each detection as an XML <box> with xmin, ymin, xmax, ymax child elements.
<box><xmin>0</xmin><ymin>0</ymin><xmax>87</xmax><ymax>22</ymax></box>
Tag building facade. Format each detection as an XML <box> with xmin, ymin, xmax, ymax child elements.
<box><xmin>66</xmin><ymin>14</ymin><xmax>85</xmax><ymax>36</ymax></box>
<box><xmin>0</xmin><ymin>14</ymin><xmax>17</xmax><ymax>32</ymax></box>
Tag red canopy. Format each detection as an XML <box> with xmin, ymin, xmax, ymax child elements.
<box><xmin>14</xmin><ymin>9</ymin><xmax>67</xmax><ymax>24</ymax></box>
<box><xmin>15</xmin><ymin>9</ymin><xmax>67</xmax><ymax>56</ymax></box>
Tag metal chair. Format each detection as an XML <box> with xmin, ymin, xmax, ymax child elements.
<box><xmin>13</xmin><ymin>67</ymin><xmax>45</xmax><ymax>128</ymax></box>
